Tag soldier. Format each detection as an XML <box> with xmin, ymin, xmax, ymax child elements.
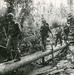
<box><xmin>5</xmin><ymin>13</ymin><xmax>21</xmax><ymax>62</ymax></box>
<box><xmin>40</xmin><ymin>20</ymin><xmax>52</xmax><ymax>50</ymax></box>
<box><xmin>67</xmin><ymin>13</ymin><xmax>74</xmax><ymax>26</ymax></box>
<box><xmin>63</xmin><ymin>24</ymin><xmax>70</xmax><ymax>43</ymax></box>
<box><xmin>40</xmin><ymin>20</ymin><xmax>52</xmax><ymax>65</ymax></box>
<box><xmin>55</xmin><ymin>26</ymin><xmax>62</xmax><ymax>46</ymax></box>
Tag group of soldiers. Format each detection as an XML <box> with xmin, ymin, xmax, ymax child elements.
<box><xmin>40</xmin><ymin>20</ymin><xmax>70</xmax><ymax>49</ymax></box>
<box><xmin>40</xmin><ymin>18</ymin><xmax>70</xmax><ymax>65</ymax></box>
<box><xmin>4</xmin><ymin>12</ymin><xmax>71</xmax><ymax>63</ymax></box>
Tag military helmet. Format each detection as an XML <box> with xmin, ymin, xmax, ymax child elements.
<box><xmin>15</xmin><ymin>22</ymin><xmax>20</xmax><ymax>25</ymax></box>
<box><xmin>42</xmin><ymin>20</ymin><xmax>46</xmax><ymax>23</ymax></box>
<box><xmin>68</xmin><ymin>13</ymin><xmax>72</xmax><ymax>18</ymax></box>
<box><xmin>7</xmin><ymin>13</ymin><xmax>14</xmax><ymax>18</ymax></box>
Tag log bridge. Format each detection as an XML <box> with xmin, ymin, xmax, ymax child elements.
<box><xmin>0</xmin><ymin>43</ymin><xmax>70</xmax><ymax>75</ymax></box>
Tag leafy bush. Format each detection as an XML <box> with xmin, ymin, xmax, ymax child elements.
<box><xmin>19</xmin><ymin>27</ymin><xmax>43</xmax><ymax>54</ymax></box>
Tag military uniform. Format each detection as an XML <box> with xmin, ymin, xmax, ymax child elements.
<box><xmin>67</xmin><ymin>13</ymin><xmax>74</xmax><ymax>26</ymax></box>
<box><xmin>5</xmin><ymin>13</ymin><xmax>21</xmax><ymax>62</ymax></box>
<box><xmin>40</xmin><ymin>22</ymin><xmax>52</xmax><ymax>51</ymax></box>
<box><xmin>55</xmin><ymin>27</ymin><xmax>62</xmax><ymax>46</ymax></box>
<box><xmin>63</xmin><ymin>25</ymin><xmax>69</xmax><ymax>42</ymax></box>
<box><xmin>40</xmin><ymin>21</ymin><xmax>52</xmax><ymax>66</ymax></box>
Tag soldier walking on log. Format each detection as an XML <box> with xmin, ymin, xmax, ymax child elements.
<box><xmin>63</xmin><ymin>24</ymin><xmax>70</xmax><ymax>43</ymax></box>
<box><xmin>5</xmin><ymin>13</ymin><xmax>21</xmax><ymax>62</ymax></box>
<box><xmin>55</xmin><ymin>26</ymin><xmax>62</xmax><ymax>46</ymax></box>
<box><xmin>40</xmin><ymin>20</ymin><xmax>53</xmax><ymax>65</ymax></box>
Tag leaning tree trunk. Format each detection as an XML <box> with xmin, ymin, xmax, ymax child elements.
<box><xmin>0</xmin><ymin>43</ymin><xmax>70</xmax><ymax>75</ymax></box>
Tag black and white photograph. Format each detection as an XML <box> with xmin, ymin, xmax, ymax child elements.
<box><xmin>0</xmin><ymin>0</ymin><xmax>74</xmax><ymax>75</ymax></box>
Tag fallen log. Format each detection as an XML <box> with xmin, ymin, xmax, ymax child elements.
<box><xmin>30</xmin><ymin>48</ymin><xmax>68</xmax><ymax>75</ymax></box>
<box><xmin>29</xmin><ymin>65</ymin><xmax>65</xmax><ymax>75</ymax></box>
<box><xmin>37</xmin><ymin>68</ymin><xmax>64</xmax><ymax>75</ymax></box>
<box><xmin>48</xmin><ymin>68</ymin><xmax>64</xmax><ymax>75</ymax></box>
<box><xmin>0</xmin><ymin>43</ymin><xmax>70</xmax><ymax>75</ymax></box>
<box><xmin>47</xmin><ymin>44</ymin><xmax>68</xmax><ymax>63</ymax></box>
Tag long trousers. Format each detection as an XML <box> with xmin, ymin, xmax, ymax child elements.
<box><xmin>64</xmin><ymin>34</ymin><xmax>68</xmax><ymax>41</ymax></box>
<box><xmin>6</xmin><ymin>36</ymin><xmax>20</xmax><ymax>59</ymax></box>
<box><xmin>41</xmin><ymin>36</ymin><xmax>47</xmax><ymax>51</ymax></box>
<box><xmin>55</xmin><ymin>35</ymin><xmax>62</xmax><ymax>46</ymax></box>
<box><xmin>41</xmin><ymin>35</ymin><xmax>47</xmax><ymax>65</ymax></box>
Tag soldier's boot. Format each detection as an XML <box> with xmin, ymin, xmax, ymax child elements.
<box><xmin>43</xmin><ymin>43</ymin><xmax>46</xmax><ymax>50</ymax></box>
<box><xmin>41</xmin><ymin>57</ymin><xmax>45</xmax><ymax>66</ymax></box>
<box><xmin>14</xmin><ymin>53</ymin><xmax>21</xmax><ymax>62</ymax></box>
<box><xmin>14</xmin><ymin>50</ymin><xmax>21</xmax><ymax>62</ymax></box>
<box><xmin>60</xmin><ymin>42</ymin><xmax>62</xmax><ymax>46</ymax></box>
<box><xmin>55</xmin><ymin>37</ymin><xmax>58</xmax><ymax>46</ymax></box>
<box><xmin>4</xmin><ymin>52</ymin><xmax>12</xmax><ymax>62</ymax></box>
<box><xmin>60</xmin><ymin>38</ymin><xmax>62</xmax><ymax>46</ymax></box>
<box><xmin>55</xmin><ymin>41</ymin><xmax>57</xmax><ymax>47</ymax></box>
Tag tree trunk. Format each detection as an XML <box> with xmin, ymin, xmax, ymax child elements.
<box><xmin>0</xmin><ymin>43</ymin><xmax>69</xmax><ymax>75</ymax></box>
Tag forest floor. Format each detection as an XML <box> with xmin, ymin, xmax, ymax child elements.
<box><xmin>0</xmin><ymin>40</ymin><xmax>74</xmax><ymax>75</ymax></box>
<box><xmin>27</xmin><ymin>44</ymin><xmax>74</xmax><ymax>75</ymax></box>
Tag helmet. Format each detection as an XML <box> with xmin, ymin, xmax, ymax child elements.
<box><xmin>7</xmin><ymin>13</ymin><xmax>14</xmax><ymax>18</ymax></box>
<box><xmin>68</xmin><ymin>13</ymin><xmax>72</xmax><ymax>18</ymax></box>
<box><xmin>42</xmin><ymin>20</ymin><xmax>46</xmax><ymax>23</ymax></box>
<box><xmin>15</xmin><ymin>22</ymin><xmax>20</xmax><ymax>25</ymax></box>
<box><xmin>67</xmin><ymin>23</ymin><xmax>70</xmax><ymax>26</ymax></box>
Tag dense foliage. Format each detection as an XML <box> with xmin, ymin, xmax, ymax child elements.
<box><xmin>0</xmin><ymin>0</ymin><xmax>44</xmax><ymax>56</ymax></box>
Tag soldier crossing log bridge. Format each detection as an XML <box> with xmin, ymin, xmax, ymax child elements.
<box><xmin>0</xmin><ymin>43</ymin><xmax>70</xmax><ymax>75</ymax></box>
